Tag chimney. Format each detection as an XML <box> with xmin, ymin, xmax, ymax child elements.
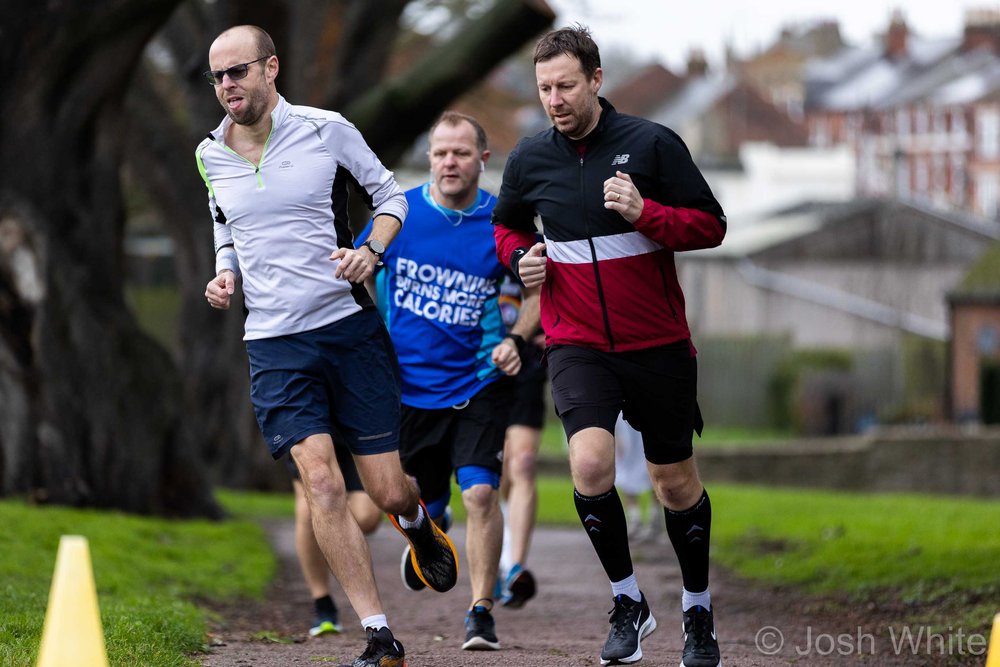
<box><xmin>963</xmin><ymin>7</ymin><xmax>1000</xmax><ymax>53</ymax></box>
<box><xmin>686</xmin><ymin>48</ymin><xmax>709</xmax><ymax>78</ymax></box>
<box><xmin>885</xmin><ymin>9</ymin><xmax>908</xmax><ymax>60</ymax></box>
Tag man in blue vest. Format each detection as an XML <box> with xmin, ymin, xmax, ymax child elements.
<box><xmin>358</xmin><ymin>111</ymin><xmax>539</xmax><ymax>652</ymax></box>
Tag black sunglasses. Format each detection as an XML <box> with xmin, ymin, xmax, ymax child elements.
<box><xmin>204</xmin><ymin>56</ymin><xmax>269</xmax><ymax>86</ymax></box>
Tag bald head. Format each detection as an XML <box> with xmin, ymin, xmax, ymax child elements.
<box><xmin>211</xmin><ymin>25</ymin><xmax>276</xmax><ymax>61</ymax></box>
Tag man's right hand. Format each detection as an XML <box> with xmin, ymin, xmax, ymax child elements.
<box><xmin>205</xmin><ymin>270</ymin><xmax>236</xmax><ymax>310</ymax></box>
<box><xmin>518</xmin><ymin>242</ymin><xmax>547</xmax><ymax>288</ymax></box>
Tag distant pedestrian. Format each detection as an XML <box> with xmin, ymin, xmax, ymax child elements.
<box><xmin>497</xmin><ymin>294</ymin><xmax>544</xmax><ymax>609</ymax></box>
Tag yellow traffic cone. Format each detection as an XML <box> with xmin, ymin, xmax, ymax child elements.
<box><xmin>37</xmin><ymin>535</ymin><xmax>109</xmax><ymax>667</ymax></box>
<box><xmin>988</xmin><ymin>613</ymin><xmax>1000</xmax><ymax>667</ymax></box>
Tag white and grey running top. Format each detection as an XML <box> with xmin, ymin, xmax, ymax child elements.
<box><xmin>196</xmin><ymin>95</ymin><xmax>407</xmax><ymax>340</ymax></box>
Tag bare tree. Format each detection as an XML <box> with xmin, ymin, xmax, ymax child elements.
<box><xmin>0</xmin><ymin>0</ymin><xmax>553</xmax><ymax>514</ymax></box>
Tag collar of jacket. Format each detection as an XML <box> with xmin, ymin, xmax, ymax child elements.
<box><xmin>553</xmin><ymin>97</ymin><xmax>617</xmax><ymax>148</ymax></box>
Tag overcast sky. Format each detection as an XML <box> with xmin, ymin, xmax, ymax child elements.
<box><xmin>546</xmin><ymin>0</ymin><xmax>983</xmax><ymax>71</ymax></box>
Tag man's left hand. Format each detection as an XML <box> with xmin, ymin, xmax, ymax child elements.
<box><xmin>604</xmin><ymin>171</ymin><xmax>643</xmax><ymax>223</ymax></box>
<box><xmin>331</xmin><ymin>246</ymin><xmax>377</xmax><ymax>283</ymax></box>
<box><xmin>491</xmin><ymin>339</ymin><xmax>522</xmax><ymax>376</ymax></box>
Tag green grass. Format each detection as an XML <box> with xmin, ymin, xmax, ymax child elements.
<box><xmin>709</xmin><ymin>485</ymin><xmax>1000</xmax><ymax>615</ymax></box>
<box><xmin>0</xmin><ymin>497</ymin><xmax>275</xmax><ymax>667</ymax></box>
<box><xmin>216</xmin><ymin>488</ymin><xmax>295</xmax><ymax>520</ymax></box>
<box><xmin>540</xmin><ymin>418</ymin><xmax>793</xmax><ymax>458</ymax></box>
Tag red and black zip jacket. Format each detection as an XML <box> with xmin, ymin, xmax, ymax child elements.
<box><xmin>492</xmin><ymin>98</ymin><xmax>726</xmax><ymax>353</ymax></box>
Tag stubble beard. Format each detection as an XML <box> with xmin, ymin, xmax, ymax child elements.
<box><xmin>224</xmin><ymin>85</ymin><xmax>269</xmax><ymax>126</ymax></box>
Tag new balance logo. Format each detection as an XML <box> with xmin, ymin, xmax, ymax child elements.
<box><xmin>611</xmin><ymin>154</ymin><xmax>630</xmax><ymax>165</ymax></box>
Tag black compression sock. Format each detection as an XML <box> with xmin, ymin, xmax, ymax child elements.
<box><xmin>574</xmin><ymin>486</ymin><xmax>634</xmax><ymax>582</ymax></box>
<box><xmin>665</xmin><ymin>488</ymin><xmax>712</xmax><ymax>593</ymax></box>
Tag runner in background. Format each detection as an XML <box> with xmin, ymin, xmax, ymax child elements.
<box><xmin>497</xmin><ymin>274</ymin><xmax>544</xmax><ymax>609</ymax></box>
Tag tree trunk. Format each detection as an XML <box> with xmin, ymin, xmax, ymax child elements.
<box><xmin>1</xmin><ymin>0</ymin><xmax>555</xmax><ymax>509</ymax></box>
<box><xmin>129</xmin><ymin>0</ymin><xmax>553</xmax><ymax>490</ymax></box>
<box><xmin>0</xmin><ymin>0</ymin><xmax>219</xmax><ymax>515</ymax></box>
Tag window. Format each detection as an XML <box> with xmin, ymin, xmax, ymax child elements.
<box><xmin>976</xmin><ymin>172</ymin><xmax>999</xmax><ymax>217</ymax></box>
<box><xmin>914</xmin><ymin>157</ymin><xmax>930</xmax><ymax>200</ymax></box>
<box><xmin>915</xmin><ymin>107</ymin><xmax>929</xmax><ymax>135</ymax></box>
<box><xmin>977</xmin><ymin>107</ymin><xmax>1000</xmax><ymax>159</ymax></box>
<box><xmin>951</xmin><ymin>153</ymin><xmax>967</xmax><ymax>205</ymax></box>
<box><xmin>897</xmin><ymin>108</ymin><xmax>910</xmax><ymax>136</ymax></box>
<box><xmin>896</xmin><ymin>156</ymin><xmax>911</xmax><ymax>198</ymax></box>
<box><xmin>951</xmin><ymin>108</ymin><xmax>966</xmax><ymax>136</ymax></box>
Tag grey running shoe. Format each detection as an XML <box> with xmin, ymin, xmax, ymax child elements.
<box><xmin>338</xmin><ymin>626</ymin><xmax>404</xmax><ymax>667</ymax></box>
<box><xmin>462</xmin><ymin>603</ymin><xmax>501</xmax><ymax>650</ymax></box>
<box><xmin>680</xmin><ymin>605</ymin><xmax>722</xmax><ymax>667</ymax></box>
<box><xmin>600</xmin><ymin>593</ymin><xmax>657</xmax><ymax>665</ymax></box>
<box><xmin>389</xmin><ymin>500</ymin><xmax>458</xmax><ymax>593</ymax></box>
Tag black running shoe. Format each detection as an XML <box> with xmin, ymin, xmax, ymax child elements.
<box><xmin>600</xmin><ymin>593</ymin><xmax>657</xmax><ymax>665</ymax></box>
<box><xmin>389</xmin><ymin>500</ymin><xmax>458</xmax><ymax>593</ymax></box>
<box><xmin>499</xmin><ymin>564</ymin><xmax>536</xmax><ymax>609</ymax></box>
<box><xmin>399</xmin><ymin>508</ymin><xmax>452</xmax><ymax>592</ymax></box>
<box><xmin>681</xmin><ymin>605</ymin><xmax>721</xmax><ymax>667</ymax></box>
<box><xmin>338</xmin><ymin>626</ymin><xmax>405</xmax><ymax>667</ymax></box>
<box><xmin>399</xmin><ymin>545</ymin><xmax>425</xmax><ymax>592</ymax></box>
<box><xmin>310</xmin><ymin>596</ymin><xmax>341</xmax><ymax>636</ymax></box>
<box><xmin>462</xmin><ymin>603</ymin><xmax>501</xmax><ymax>650</ymax></box>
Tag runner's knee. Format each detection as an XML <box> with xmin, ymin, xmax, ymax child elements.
<box><xmin>461</xmin><ymin>483</ymin><xmax>498</xmax><ymax>516</ymax></box>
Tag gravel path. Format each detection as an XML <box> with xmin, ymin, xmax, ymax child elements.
<box><xmin>198</xmin><ymin>521</ymin><xmax>981</xmax><ymax>666</ymax></box>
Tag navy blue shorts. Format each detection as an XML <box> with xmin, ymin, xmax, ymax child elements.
<box><xmin>285</xmin><ymin>441</ymin><xmax>364</xmax><ymax>492</ymax></box>
<box><xmin>246</xmin><ymin>309</ymin><xmax>401</xmax><ymax>460</ymax></box>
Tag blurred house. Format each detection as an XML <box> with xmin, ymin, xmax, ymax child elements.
<box><xmin>682</xmin><ymin>199</ymin><xmax>1000</xmax><ymax>429</ymax></box>
<box><xmin>736</xmin><ymin>19</ymin><xmax>846</xmax><ymax>121</ymax></box>
<box><xmin>683</xmin><ymin>199</ymin><xmax>999</xmax><ymax>346</ymax></box>
<box><xmin>607</xmin><ymin>57</ymin><xmax>854</xmax><ymax>222</ymax></box>
<box><xmin>613</xmin><ymin>53</ymin><xmax>809</xmax><ymax>170</ymax></box>
<box><xmin>804</xmin><ymin>8</ymin><xmax>1000</xmax><ymax>219</ymax></box>
<box><xmin>947</xmin><ymin>242</ymin><xmax>1000</xmax><ymax>422</ymax></box>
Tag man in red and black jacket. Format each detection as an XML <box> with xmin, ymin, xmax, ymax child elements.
<box><xmin>492</xmin><ymin>25</ymin><xmax>726</xmax><ymax>667</ymax></box>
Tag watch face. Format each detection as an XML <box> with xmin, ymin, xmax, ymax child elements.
<box><xmin>367</xmin><ymin>239</ymin><xmax>385</xmax><ymax>255</ymax></box>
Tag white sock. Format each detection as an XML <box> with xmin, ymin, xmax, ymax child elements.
<box><xmin>499</xmin><ymin>500</ymin><xmax>512</xmax><ymax>574</ymax></box>
<box><xmin>682</xmin><ymin>587</ymin><xmax>711</xmax><ymax>612</ymax></box>
<box><xmin>360</xmin><ymin>613</ymin><xmax>388</xmax><ymax>631</ymax></box>
<box><xmin>610</xmin><ymin>574</ymin><xmax>641</xmax><ymax>602</ymax></box>
<box><xmin>397</xmin><ymin>504</ymin><xmax>425</xmax><ymax>529</ymax></box>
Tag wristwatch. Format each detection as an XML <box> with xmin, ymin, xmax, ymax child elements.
<box><xmin>362</xmin><ymin>239</ymin><xmax>385</xmax><ymax>265</ymax></box>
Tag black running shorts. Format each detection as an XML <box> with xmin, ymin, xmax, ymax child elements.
<box><xmin>508</xmin><ymin>342</ymin><xmax>546</xmax><ymax>430</ymax></box>
<box><xmin>547</xmin><ymin>341</ymin><xmax>703</xmax><ymax>465</ymax></box>
<box><xmin>399</xmin><ymin>377</ymin><xmax>515</xmax><ymax>501</ymax></box>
